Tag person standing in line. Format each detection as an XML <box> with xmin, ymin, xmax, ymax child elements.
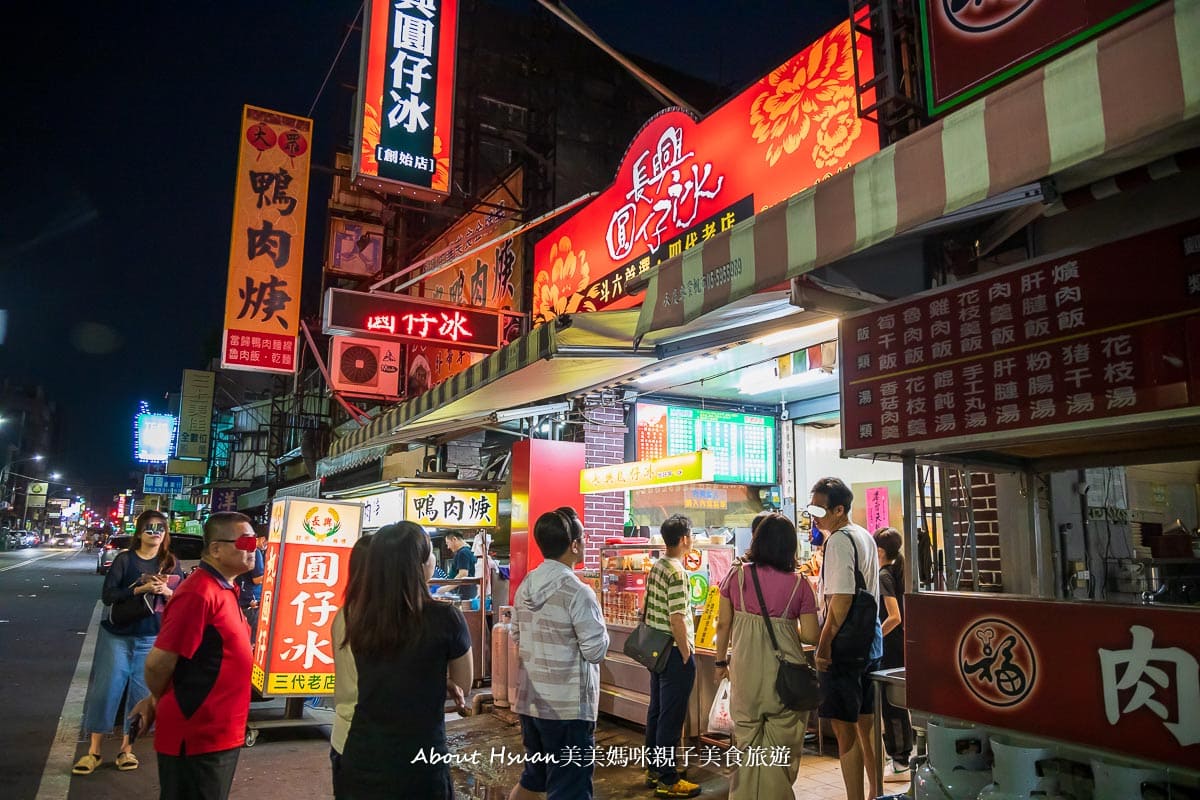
<box><xmin>131</xmin><ymin>511</ymin><xmax>257</xmax><ymax>800</ymax></box>
<box><xmin>72</xmin><ymin>510</ymin><xmax>182</xmax><ymax>775</ymax></box>
<box><xmin>874</xmin><ymin>526</ymin><xmax>913</xmax><ymax>781</ymax></box>
<box><xmin>338</xmin><ymin>522</ymin><xmax>473</xmax><ymax>799</ymax></box>
<box><xmin>809</xmin><ymin>477</ymin><xmax>883</xmax><ymax>800</ymax></box>
<box><xmin>508</xmin><ymin>507</ymin><xmax>609</xmax><ymax>800</ymax></box>
<box><xmin>643</xmin><ymin>515</ymin><xmax>702</xmax><ymax>799</ymax></box>
<box><xmin>331</xmin><ymin>534</ymin><xmax>374</xmax><ymax>799</ymax></box>
<box><xmin>235</xmin><ymin>528</ymin><xmax>266</xmax><ymax>641</ymax></box>
<box><xmin>713</xmin><ymin>513</ymin><xmax>819</xmax><ymax>799</ymax></box>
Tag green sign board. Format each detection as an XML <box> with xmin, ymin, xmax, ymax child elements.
<box><xmin>636</xmin><ymin>403</ymin><xmax>777</xmax><ymax>485</ymax></box>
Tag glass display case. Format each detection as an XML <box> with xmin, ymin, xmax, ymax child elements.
<box><xmin>598</xmin><ymin>543</ymin><xmax>737</xmax><ymax>631</ymax></box>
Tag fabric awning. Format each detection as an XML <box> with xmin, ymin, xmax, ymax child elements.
<box><xmin>327</xmin><ymin>316</ymin><xmax>659</xmax><ymax>457</ymax></box>
<box><xmin>631</xmin><ymin>0</ymin><xmax>1199</xmax><ymax>339</ymax></box>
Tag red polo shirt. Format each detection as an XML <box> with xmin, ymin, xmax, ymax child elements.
<box><xmin>154</xmin><ymin>561</ymin><xmax>252</xmax><ymax>756</ymax></box>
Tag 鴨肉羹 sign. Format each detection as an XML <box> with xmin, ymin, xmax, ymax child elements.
<box><xmin>221</xmin><ymin>105</ymin><xmax>312</xmax><ymax>374</ymax></box>
<box><xmin>580</xmin><ymin>451</ymin><xmax>715</xmax><ymax>494</ymax></box>
<box><xmin>252</xmin><ymin>499</ymin><xmax>364</xmax><ymax>696</ymax></box>
<box><xmin>405</xmin><ymin>490</ymin><xmax>498</xmax><ymax>527</ymax></box>
<box><xmin>353</xmin><ymin>0</ymin><xmax>459</xmax><ymax>199</ymax></box>
<box><xmin>532</xmin><ymin>12</ymin><xmax>878</xmax><ymax>323</ymax></box>
<box><xmin>323</xmin><ymin>288</ymin><xmax>503</xmax><ymax>352</ymax></box>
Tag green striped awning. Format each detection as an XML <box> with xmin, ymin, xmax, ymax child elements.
<box><xmin>633</xmin><ymin>0</ymin><xmax>1199</xmax><ymax>339</ymax></box>
<box><xmin>327</xmin><ymin>317</ymin><xmax>658</xmax><ymax>458</ymax></box>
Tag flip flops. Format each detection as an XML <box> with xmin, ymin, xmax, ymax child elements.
<box><xmin>72</xmin><ymin>753</ymin><xmax>102</xmax><ymax>775</ymax></box>
<box><xmin>116</xmin><ymin>751</ymin><xmax>139</xmax><ymax>771</ymax></box>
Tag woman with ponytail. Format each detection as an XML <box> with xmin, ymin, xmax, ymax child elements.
<box><xmin>874</xmin><ymin>526</ymin><xmax>913</xmax><ymax>782</ymax></box>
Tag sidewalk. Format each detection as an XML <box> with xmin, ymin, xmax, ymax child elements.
<box><xmin>67</xmin><ymin>699</ymin><xmax>900</xmax><ymax>799</ymax></box>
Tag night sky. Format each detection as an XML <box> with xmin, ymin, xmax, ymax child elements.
<box><xmin>0</xmin><ymin>1</ymin><xmax>846</xmax><ymax>498</ymax></box>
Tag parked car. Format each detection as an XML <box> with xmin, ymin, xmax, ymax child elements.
<box><xmin>96</xmin><ymin>532</ymin><xmax>207</xmax><ymax>575</ymax></box>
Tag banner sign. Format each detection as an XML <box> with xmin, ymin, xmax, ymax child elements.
<box><xmin>919</xmin><ymin>0</ymin><xmax>1164</xmax><ymax>116</ymax></box>
<box><xmin>177</xmin><ymin>369</ymin><xmax>215</xmax><ymax>461</ymax></box>
<box><xmin>361</xmin><ymin>489</ymin><xmax>405</xmax><ymax>529</ymax></box>
<box><xmin>134</xmin><ymin>411</ymin><xmax>177</xmax><ymax>464</ymax></box>
<box><xmin>353</xmin><ymin>0</ymin><xmax>459</xmax><ymax>199</ymax></box>
<box><xmin>211</xmin><ymin>488</ymin><xmax>240</xmax><ymax>513</ymax></box>
<box><xmin>323</xmin><ymin>288</ymin><xmax>503</xmax><ymax>352</ymax></box>
<box><xmin>221</xmin><ymin>105</ymin><xmax>312</xmax><ymax>374</ymax></box>
<box><xmin>906</xmin><ymin>593</ymin><xmax>1199</xmax><ymax>768</ymax></box>
<box><xmin>532</xmin><ymin>14</ymin><xmax>878</xmax><ymax>323</ymax></box>
<box><xmin>253</xmin><ymin>498</ymin><xmax>364</xmax><ymax>696</ymax></box>
<box><xmin>405</xmin><ymin>489</ymin><xmax>498</xmax><ymax>528</ymax></box>
<box><xmin>580</xmin><ymin>451</ymin><xmax>715</xmax><ymax>494</ymax></box>
<box><xmin>143</xmin><ymin>475</ymin><xmax>184</xmax><ymax>496</ymax></box>
<box><xmin>327</xmin><ymin>217</ymin><xmax>385</xmax><ymax>277</ymax></box>
<box><xmin>840</xmin><ymin>220</ymin><xmax>1200</xmax><ymax>455</ymax></box>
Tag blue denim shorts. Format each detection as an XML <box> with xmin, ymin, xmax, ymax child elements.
<box><xmin>518</xmin><ymin>715</ymin><xmax>596</xmax><ymax>800</ymax></box>
<box><xmin>82</xmin><ymin>627</ymin><xmax>154</xmax><ymax>735</ymax></box>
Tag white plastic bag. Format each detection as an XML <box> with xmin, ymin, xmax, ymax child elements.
<box><xmin>707</xmin><ymin>677</ymin><xmax>734</xmax><ymax>734</ymax></box>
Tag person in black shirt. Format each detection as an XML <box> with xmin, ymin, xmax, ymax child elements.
<box><xmin>874</xmin><ymin>527</ymin><xmax>913</xmax><ymax>781</ymax></box>
<box><xmin>339</xmin><ymin>522</ymin><xmax>473</xmax><ymax>799</ymax></box>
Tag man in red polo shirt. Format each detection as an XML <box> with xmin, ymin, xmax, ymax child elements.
<box><xmin>132</xmin><ymin>511</ymin><xmax>256</xmax><ymax>799</ymax></box>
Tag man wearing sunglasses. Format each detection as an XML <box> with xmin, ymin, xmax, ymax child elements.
<box><xmin>132</xmin><ymin>511</ymin><xmax>257</xmax><ymax>800</ymax></box>
<box><xmin>808</xmin><ymin>477</ymin><xmax>883</xmax><ymax>800</ymax></box>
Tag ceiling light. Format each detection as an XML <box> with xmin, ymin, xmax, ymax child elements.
<box><xmin>751</xmin><ymin>319</ymin><xmax>839</xmax><ymax>347</ymax></box>
<box><xmin>635</xmin><ymin>355</ymin><xmax>719</xmax><ymax>385</ymax></box>
<box><xmin>491</xmin><ymin>402</ymin><xmax>571</xmax><ymax>423</ymax></box>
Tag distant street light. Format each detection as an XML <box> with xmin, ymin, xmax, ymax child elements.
<box><xmin>50</xmin><ymin>472</ymin><xmax>62</xmax><ymax>481</ymax></box>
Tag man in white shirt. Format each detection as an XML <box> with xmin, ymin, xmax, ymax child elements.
<box><xmin>809</xmin><ymin>477</ymin><xmax>883</xmax><ymax>800</ymax></box>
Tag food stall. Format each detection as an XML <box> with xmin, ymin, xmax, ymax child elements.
<box><xmin>581</xmin><ymin>450</ymin><xmax>746</xmax><ymax>736</ymax></box>
<box><xmin>324</xmin><ymin>478</ymin><xmax>501</xmax><ymax>686</ymax></box>
<box><xmin>837</xmin><ymin>220</ymin><xmax>1200</xmax><ymax>792</ymax></box>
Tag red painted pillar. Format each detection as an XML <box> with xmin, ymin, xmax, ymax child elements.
<box><xmin>509</xmin><ymin>439</ymin><xmax>586</xmax><ymax>604</ymax></box>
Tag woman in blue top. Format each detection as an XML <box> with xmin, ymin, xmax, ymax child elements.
<box><xmin>72</xmin><ymin>510</ymin><xmax>183</xmax><ymax>775</ymax></box>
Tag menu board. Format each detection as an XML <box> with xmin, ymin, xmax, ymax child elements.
<box><xmin>636</xmin><ymin>402</ymin><xmax>776</xmax><ymax>485</ymax></box>
<box><xmin>840</xmin><ymin>220</ymin><xmax>1200</xmax><ymax>455</ymax></box>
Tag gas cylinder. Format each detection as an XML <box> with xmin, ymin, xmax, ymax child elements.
<box><xmin>507</xmin><ymin>612</ymin><xmax>521</xmax><ymax>707</ymax></box>
<box><xmin>491</xmin><ymin>606</ymin><xmax>512</xmax><ymax>707</ymax></box>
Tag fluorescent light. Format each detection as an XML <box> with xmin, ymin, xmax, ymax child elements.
<box><xmin>491</xmin><ymin>401</ymin><xmax>571</xmax><ymax>423</ymax></box>
<box><xmin>635</xmin><ymin>355</ymin><xmax>719</xmax><ymax>385</ymax></box>
<box><xmin>751</xmin><ymin>319</ymin><xmax>839</xmax><ymax>347</ymax></box>
<box><xmin>738</xmin><ymin>367</ymin><xmax>835</xmax><ymax>396</ymax></box>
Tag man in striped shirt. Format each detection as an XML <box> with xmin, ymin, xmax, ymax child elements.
<box><xmin>642</xmin><ymin>515</ymin><xmax>702</xmax><ymax>798</ymax></box>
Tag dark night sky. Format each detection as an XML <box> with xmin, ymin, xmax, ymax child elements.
<box><xmin>0</xmin><ymin>1</ymin><xmax>846</xmax><ymax>498</ymax></box>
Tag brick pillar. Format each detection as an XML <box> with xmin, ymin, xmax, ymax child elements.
<box><xmin>947</xmin><ymin>471</ymin><xmax>1003</xmax><ymax>589</ymax></box>
<box><xmin>582</xmin><ymin>404</ymin><xmax>628</xmax><ymax>570</ymax></box>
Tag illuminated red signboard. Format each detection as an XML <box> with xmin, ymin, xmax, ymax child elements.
<box><xmin>840</xmin><ymin>220</ymin><xmax>1200</xmax><ymax>455</ymax></box>
<box><xmin>353</xmin><ymin>0</ymin><xmax>458</xmax><ymax>200</ymax></box>
<box><xmin>906</xmin><ymin>593</ymin><xmax>1199</xmax><ymax>769</ymax></box>
<box><xmin>919</xmin><ymin>0</ymin><xmax>1165</xmax><ymax>116</ymax></box>
<box><xmin>323</xmin><ymin>288</ymin><xmax>502</xmax><ymax>352</ymax></box>
<box><xmin>532</xmin><ymin>14</ymin><xmax>878</xmax><ymax>323</ymax></box>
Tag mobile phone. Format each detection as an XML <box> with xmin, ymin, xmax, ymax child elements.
<box><xmin>128</xmin><ymin>713</ymin><xmax>143</xmax><ymax>744</ymax></box>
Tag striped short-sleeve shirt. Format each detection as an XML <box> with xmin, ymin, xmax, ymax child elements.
<box><xmin>644</xmin><ymin>556</ymin><xmax>694</xmax><ymax>647</ymax></box>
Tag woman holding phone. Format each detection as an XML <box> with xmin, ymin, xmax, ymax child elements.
<box><xmin>72</xmin><ymin>510</ymin><xmax>182</xmax><ymax>775</ymax></box>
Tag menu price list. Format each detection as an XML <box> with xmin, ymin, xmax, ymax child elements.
<box><xmin>637</xmin><ymin>403</ymin><xmax>776</xmax><ymax>484</ymax></box>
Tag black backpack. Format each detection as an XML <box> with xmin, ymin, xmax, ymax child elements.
<box><xmin>829</xmin><ymin>529</ymin><xmax>878</xmax><ymax>667</ymax></box>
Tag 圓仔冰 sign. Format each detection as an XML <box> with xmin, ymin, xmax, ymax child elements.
<box><xmin>918</xmin><ymin>0</ymin><xmax>1166</xmax><ymax>116</ymax></box>
<box><xmin>839</xmin><ymin>220</ymin><xmax>1200</xmax><ymax>456</ymax></box>
<box><xmin>905</xmin><ymin>593</ymin><xmax>1200</xmax><ymax>768</ymax></box>
<box><xmin>404</xmin><ymin>489</ymin><xmax>497</xmax><ymax>528</ymax></box>
<box><xmin>531</xmin><ymin>13</ymin><xmax>878</xmax><ymax>323</ymax></box>
<box><xmin>323</xmin><ymin>288</ymin><xmax>503</xmax><ymax>353</ymax></box>
<box><xmin>353</xmin><ymin>0</ymin><xmax>458</xmax><ymax>200</ymax></box>
<box><xmin>221</xmin><ymin>105</ymin><xmax>312</xmax><ymax>374</ymax></box>
<box><xmin>252</xmin><ymin>498</ymin><xmax>364</xmax><ymax>696</ymax></box>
